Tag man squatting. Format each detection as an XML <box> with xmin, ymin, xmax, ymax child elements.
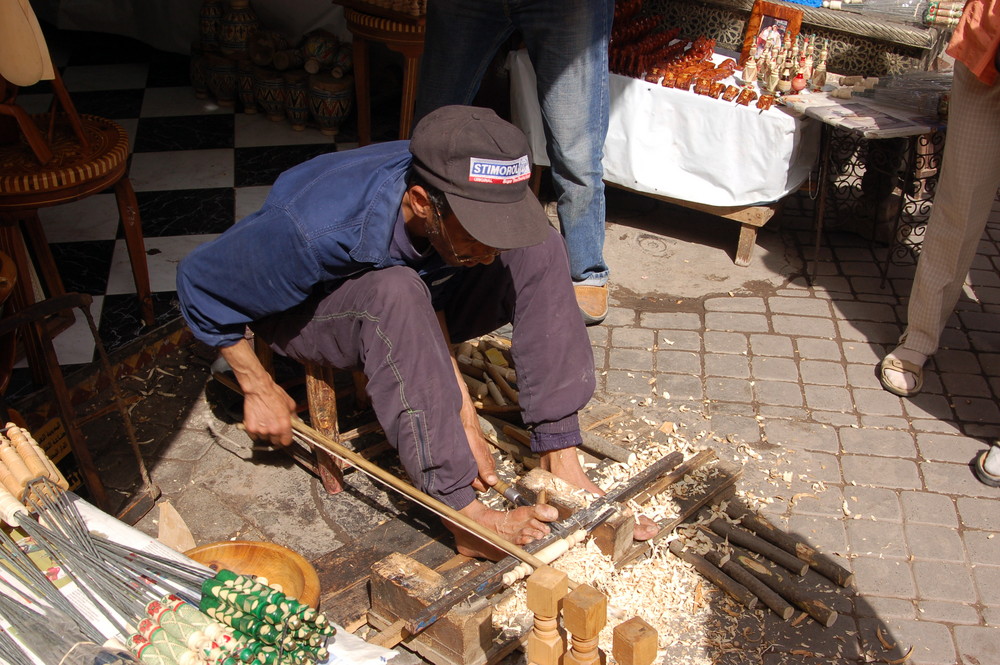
<box><xmin>177</xmin><ymin>106</ymin><xmax>655</xmax><ymax>558</ymax></box>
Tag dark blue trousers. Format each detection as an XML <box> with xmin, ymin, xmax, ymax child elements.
<box><xmin>252</xmin><ymin>227</ymin><xmax>595</xmax><ymax>509</ymax></box>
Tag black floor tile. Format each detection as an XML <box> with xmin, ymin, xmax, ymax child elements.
<box><xmin>71</xmin><ymin>89</ymin><xmax>146</xmax><ymax>119</ymax></box>
<box><xmin>51</xmin><ymin>240</ymin><xmax>115</xmax><ymax>295</ymax></box>
<box><xmin>137</xmin><ymin>188</ymin><xmax>235</xmax><ymax>236</ymax></box>
<box><xmin>59</xmin><ymin>30</ymin><xmax>156</xmax><ymax>66</ymax></box>
<box><xmin>134</xmin><ymin>114</ymin><xmax>235</xmax><ymax>152</ymax></box>
<box><xmin>147</xmin><ymin>54</ymin><xmax>193</xmax><ymax>88</ymax></box>
<box><xmin>234</xmin><ymin>144</ymin><xmax>338</xmax><ymax>187</ymax></box>
<box><xmin>98</xmin><ymin>292</ymin><xmax>180</xmax><ymax>354</ymax></box>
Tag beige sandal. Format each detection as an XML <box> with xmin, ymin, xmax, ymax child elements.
<box><xmin>878</xmin><ymin>355</ymin><xmax>924</xmax><ymax>397</ymax></box>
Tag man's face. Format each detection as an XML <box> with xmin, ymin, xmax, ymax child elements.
<box><xmin>427</xmin><ymin>199</ymin><xmax>501</xmax><ymax>267</ymax></box>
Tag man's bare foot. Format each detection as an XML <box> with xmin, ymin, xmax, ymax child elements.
<box><xmin>446</xmin><ymin>500</ymin><xmax>559</xmax><ymax>560</ymax></box>
<box><xmin>540</xmin><ymin>447</ymin><xmax>659</xmax><ymax>542</ymax></box>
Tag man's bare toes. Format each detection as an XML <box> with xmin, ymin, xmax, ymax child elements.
<box><xmin>633</xmin><ymin>514</ymin><xmax>659</xmax><ymax>541</ymax></box>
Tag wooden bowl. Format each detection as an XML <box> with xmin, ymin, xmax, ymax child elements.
<box><xmin>185</xmin><ymin>540</ymin><xmax>320</xmax><ymax>609</ymax></box>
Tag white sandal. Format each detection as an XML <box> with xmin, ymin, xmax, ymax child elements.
<box><xmin>878</xmin><ymin>356</ymin><xmax>924</xmax><ymax>397</ymax></box>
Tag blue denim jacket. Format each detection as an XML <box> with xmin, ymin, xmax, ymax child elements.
<box><xmin>177</xmin><ymin>141</ymin><xmax>416</xmax><ymax>348</ymax></box>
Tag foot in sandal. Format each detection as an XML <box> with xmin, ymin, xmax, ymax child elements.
<box><xmin>878</xmin><ymin>347</ymin><xmax>926</xmax><ymax>397</ymax></box>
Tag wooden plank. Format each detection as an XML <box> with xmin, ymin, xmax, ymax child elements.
<box><xmin>370</xmin><ymin>553</ymin><xmax>498</xmax><ymax>665</ymax></box>
<box><xmin>313</xmin><ymin>517</ymin><xmax>453</xmax><ymax>626</ymax></box>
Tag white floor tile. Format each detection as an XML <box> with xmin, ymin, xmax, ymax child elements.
<box><xmin>13</xmin><ymin>93</ymin><xmax>53</xmax><ymax>115</ymax></box>
<box><xmin>14</xmin><ymin>297</ymin><xmax>103</xmax><ymax>368</ymax></box>
<box><xmin>105</xmin><ymin>234</ymin><xmax>220</xmax><ymax>295</ymax></box>
<box><xmin>129</xmin><ymin>149</ymin><xmax>234</xmax><ymax>191</ymax></box>
<box><xmin>140</xmin><ymin>87</ymin><xmax>234</xmax><ymax>118</ymax></box>
<box><xmin>61</xmin><ymin>64</ymin><xmax>149</xmax><ymax>91</ymax></box>
<box><xmin>234</xmin><ymin>113</ymin><xmax>336</xmax><ymax>148</ymax></box>
<box><xmin>235</xmin><ymin>186</ymin><xmax>271</xmax><ymax>219</ymax></box>
<box><xmin>38</xmin><ymin>193</ymin><xmax>121</xmax><ymax>243</ymax></box>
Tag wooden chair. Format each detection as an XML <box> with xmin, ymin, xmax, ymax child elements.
<box><xmin>0</xmin><ymin>0</ymin><xmax>155</xmax><ymax>350</ymax></box>
<box><xmin>253</xmin><ymin>339</ymin><xmax>382</xmax><ymax>494</ymax></box>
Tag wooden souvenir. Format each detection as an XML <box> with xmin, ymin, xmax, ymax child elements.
<box><xmin>612</xmin><ymin>617</ymin><xmax>658</xmax><ymax>665</ymax></box>
<box><xmin>330</xmin><ymin>43</ymin><xmax>354</xmax><ymax>79</ymax></box>
<box><xmin>741</xmin><ymin>56</ymin><xmax>758</xmax><ymax>84</ymax></box>
<box><xmin>756</xmin><ymin>94</ymin><xmax>775</xmax><ymax>110</ymax></box>
<box><xmin>527</xmin><ymin>566</ymin><xmax>568</xmax><ymax>665</ymax></box>
<box><xmin>722</xmin><ymin>84</ymin><xmax>741</xmax><ymax>102</ymax></box>
<box><xmin>740</xmin><ymin>1</ymin><xmax>802</xmax><ymax>67</ymax></box>
<box><xmin>563</xmin><ymin>585</ymin><xmax>607</xmax><ymax>665</ymax></box>
<box><xmin>709</xmin><ymin>81</ymin><xmax>726</xmax><ymax>98</ymax></box>
<box><xmin>735</xmin><ymin>86</ymin><xmax>758</xmax><ymax>106</ymax></box>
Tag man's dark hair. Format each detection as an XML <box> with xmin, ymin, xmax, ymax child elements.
<box><xmin>407</xmin><ymin>171</ymin><xmax>451</xmax><ymax>219</ymax></box>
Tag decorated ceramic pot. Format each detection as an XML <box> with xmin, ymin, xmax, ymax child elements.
<box><xmin>205</xmin><ymin>52</ymin><xmax>237</xmax><ymax>106</ymax></box>
<box><xmin>283</xmin><ymin>70</ymin><xmax>310</xmax><ymax>131</ymax></box>
<box><xmin>235</xmin><ymin>56</ymin><xmax>257</xmax><ymax>113</ymax></box>
<box><xmin>308</xmin><ymin>73</ymin><xmax>354</xmax><ymax>137</ymax></box>
<box><xmin>199</xmin><ymin>0</ymin><xmax>224</xmax><ymax>47</ymax></box>
<box><xmin>219</xmin><ymin>0</ymin><xmax>259</xmax><ymax>56</ymax></box>
<box><xmin>253</xmin><ymin>66</ymin><xmax>286</xmax><ymax>121</ymax></box>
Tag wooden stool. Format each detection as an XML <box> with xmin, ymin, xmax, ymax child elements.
<box><xmin>343</xmin><ymin>5</ymin><xmax>425</xmax><ymax>145</ymax></box>
<box><xmin>0</xmin><ymin>111</ymin><xmax>156</xmax><ymax>329</ymax></box>
<box><xmin>254</xmin><ymin>339</ymin><xmax>381</xmax><ymax>494</ymax></box>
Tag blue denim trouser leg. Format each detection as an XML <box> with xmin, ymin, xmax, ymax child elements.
<box><xmin>251</xmin><ymin>229</ymin><xmax>594</xmax><ymax>509</ymax></box>
<box><xmin>415</xmin><ymin>0</ymin><xmax>612</xmax><ymax>284</ymax></box>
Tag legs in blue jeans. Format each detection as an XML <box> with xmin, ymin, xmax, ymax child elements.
<box><xmin>251</xmin><ymin>228</ymin><xmax>594</xmax><ymax>508</ymax></box>
<box><xmin>415</xmin><ymin>0</ymin><xmax>612</xmax><ymax>284</ymax></box>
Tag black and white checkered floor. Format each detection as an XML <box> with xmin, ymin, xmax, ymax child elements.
<box><xmin>9</xmin><ymin>26</ymin><xmax>402</xmax><ymax>397</ymax></box>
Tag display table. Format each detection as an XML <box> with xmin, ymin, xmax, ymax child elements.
<box><xmin>781</xmin><ymin>90</ymin><xmax>946</xmax><ymax>282</ymax></box>
<box><xmin>509</xmin><ymin>49</ymin><xmax>821</xmax><ymax>265</ymax></box>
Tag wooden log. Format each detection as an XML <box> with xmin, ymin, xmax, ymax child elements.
<box><xmin>591</xmin><ymin>508</ymin><xmax>635</xmax><ymax>562</ymax></box>
<box><xmin>733</xmin><ymin>551</ymin><xmax>839</xmax><ymax>627</ymax></box>
<box><xmin>369</xmin><ymin>553</ymin><xmax>496</xmax><ymax>665</ymax></box>
<box><xmin>698</xmin><ymin>528</ymin><xmax>794</xmax><ymax>620</ymax></box>
<box><xmin>580</xmin><ymin>430</ymin><xmax>636</xmax><ymax>465</ymax></box>
<box><xmin>707</xmin><ymin>518</ymin><xmax>809</xmax><ymax>576</ymax></box>
<box><xmin>456</xmin><ymin>355</ymin><xmax>486</xmax><ymax>380</ymax></box>
<box><xmin>668</xmin><ymin>540</ymin><xmax>757</xmax><ymax>609</ymax></box>
<box><xmin>632</xmin><ymin>449</ymin><xmax>716</xmax><ymax>506</ymax></box>
<box><xmin>617</xmin><ymin>456</ymin><xmax>740</xmax><ymax>567</ymax></box>
<box><xmin>563</xmin><ymin>584</ymin><xmax>606</xmax><ymax>665</ymax></box>
<box><xmin>612</xmin><ymin>617</ymin><xmax>658</xmax><ymax>665</ymax></box>
<box><xmin>725</xmin><ymin>504</ymin><xmax>855</xmax><ymax>588</ymax></box>
<box><xmin>526</xmin><ymin>566</ymin><xmax>568</xmax><ymax>665</ymax></box>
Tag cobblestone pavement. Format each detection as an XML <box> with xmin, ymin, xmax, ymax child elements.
<box><xmin>104</xmin><ymin>187</ymin><xmax>1000</xmax><ymax>665</ymax></box>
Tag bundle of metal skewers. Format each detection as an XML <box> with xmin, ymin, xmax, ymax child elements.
<box><xmin>1</xmin><ymin>469</ymin><xmax>335</xmax><ymax>665</ymax></box>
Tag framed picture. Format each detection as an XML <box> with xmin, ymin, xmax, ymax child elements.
<box><xmin>740</xmin><ymin>0</ymin><xmax>804</xmax><ymax>65</ymax></box>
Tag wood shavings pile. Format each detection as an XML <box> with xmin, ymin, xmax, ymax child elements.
<box><xmin>492</xmin><ymin>536</ymin><xmax>765</xmax><ymax>665</ymax></box>
<box><xmin>483</xmin><ymin>405</ymin><xmax>766</xmax><ymax>665</ymax></box>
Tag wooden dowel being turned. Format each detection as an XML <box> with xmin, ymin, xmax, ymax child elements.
<box><xmin>668</xmin><ymin>540</ymin><xmax>757</xmax><ymax>610</ymax></box>
<box><xmin>724</xmin><ymin>504</ymin><xmax>855</xmax><ymax>588</ymax></box>
<box><xmin>733</xmin><ymin>551</ymin><xmax>839</xmax><ymax>627</ymax></box>
<box><xmin>708</xmin><ymin>518</ymin><xmax>809</xmax><ymax>576</ymax></box>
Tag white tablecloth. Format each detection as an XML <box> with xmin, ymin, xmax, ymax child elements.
<box><xmin>509</xmin><ymin>49</ymin><xmax>821</xmax><ymax>208</ymax></box>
